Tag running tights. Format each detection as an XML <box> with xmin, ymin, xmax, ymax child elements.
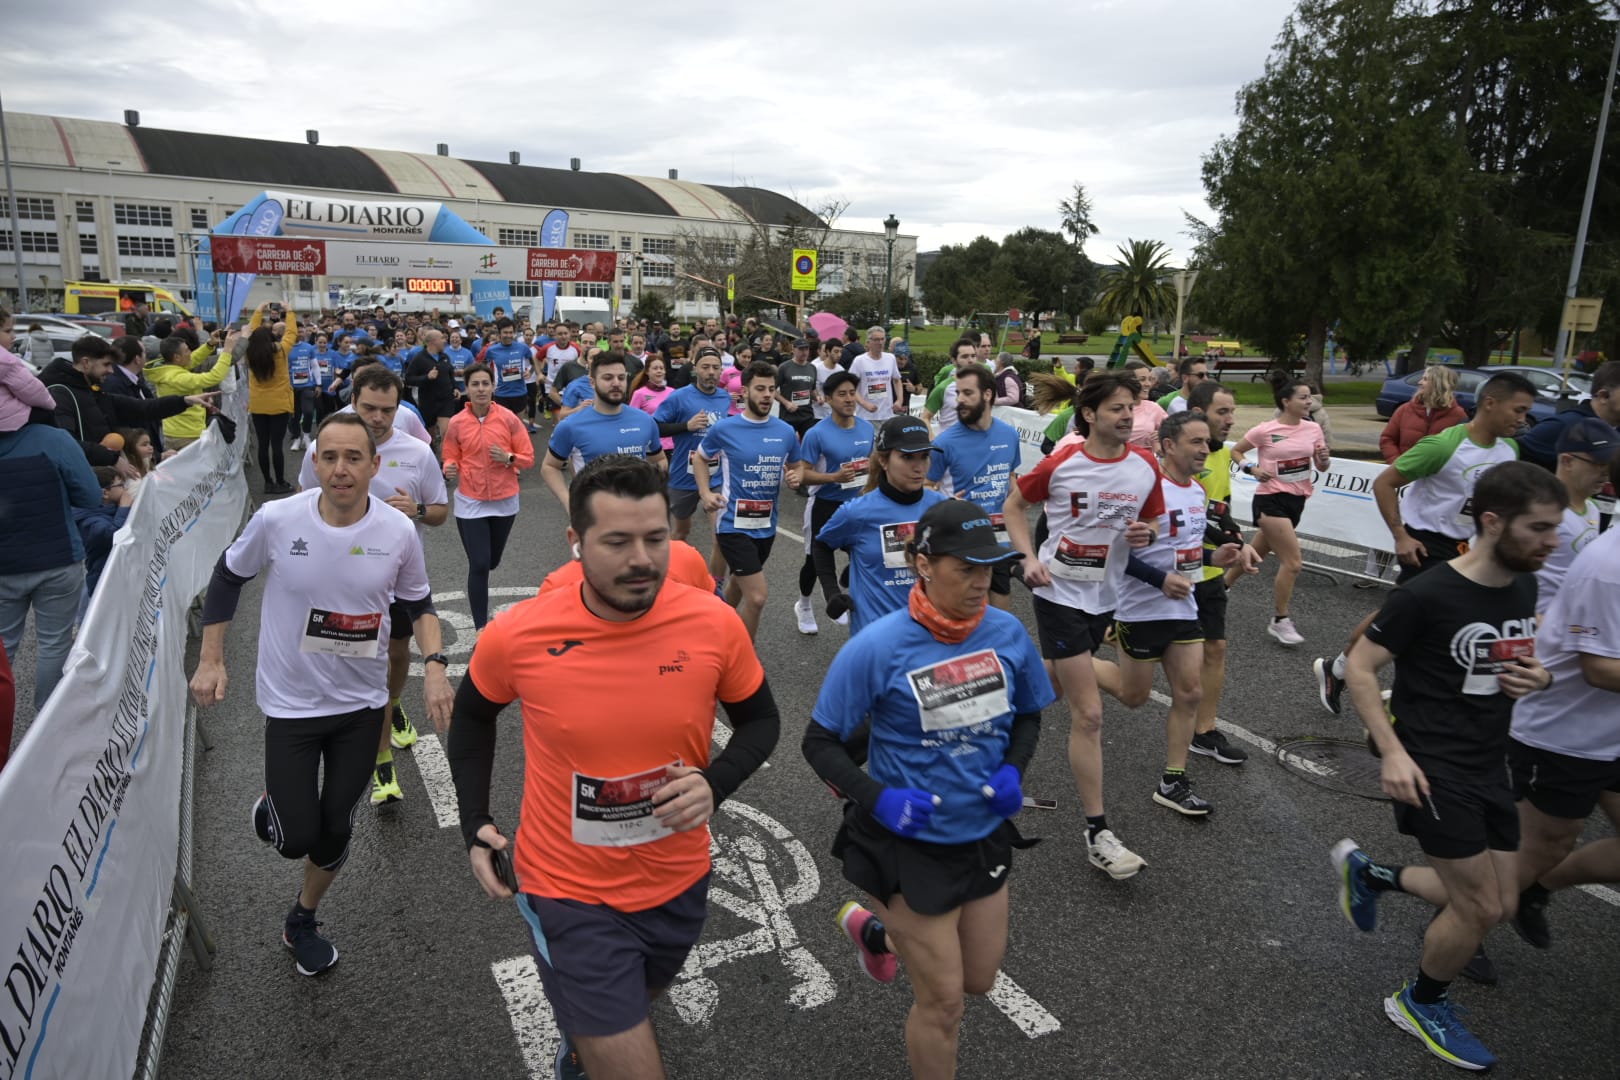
<box><xmin>252</xmin><ymin>412</ymin><xmax>291</xmax><ymax>484</ymax></box>
<box><xmin>457</xmin><ymin>514</ymin><xmax>517</xmax><ymax>628</ymax></box>
<box><xmin>295</xmin><ymin>389</ymin><xmax>318</xmax><ymax>435</ymax></box>
<box><xmin>262</xmin><ymin>706</ymin><xmax>385</xmax><ymax>870</ymax></box>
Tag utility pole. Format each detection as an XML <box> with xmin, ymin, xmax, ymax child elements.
<box><xmin>0</xmin><ymin>89</ymin><xmax>30</xmax><ymax>309</ymax></box>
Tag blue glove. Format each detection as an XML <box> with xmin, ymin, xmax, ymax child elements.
<box><xmin>873</xmin><ymin>788</ymin><xmax>940</xmax><ymax>838</ymax></box>
<box><xmin>981</xmin><ymin>764</ymin><xmax>1023</xmax><ymax>818</ymax></box>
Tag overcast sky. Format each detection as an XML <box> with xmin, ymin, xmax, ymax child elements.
<box><xmin>3</xmin><ymin>0</ymin><xmax>1299</xmax><ymax>261</ymax></box>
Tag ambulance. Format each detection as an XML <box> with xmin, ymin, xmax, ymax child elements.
<box><xmin>63</xmin><ymin>281</ymin><xmax>194</xmax><ymax>318</ymax></box>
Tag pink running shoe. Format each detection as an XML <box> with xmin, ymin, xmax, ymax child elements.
<box><xmin>837</xmin><ymin>900</ymin><xmax>897</xmax><ymax>983</ymax></box>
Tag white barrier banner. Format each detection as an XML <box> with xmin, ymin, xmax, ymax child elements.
<box><xmin>0</xmin><ymin>382</ymin><xmax>247</xmax><ymax>1080</ymax></box>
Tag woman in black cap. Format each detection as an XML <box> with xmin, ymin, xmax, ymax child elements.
<box><xmin>803</xmin><ymin>498</ymin><xmax>1055</xmax><ymax>1079</ymax></box>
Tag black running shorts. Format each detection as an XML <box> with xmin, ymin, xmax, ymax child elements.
<box><xmin>1032</xmin><ymin>595</ymin><xmax>1113</xmax><ymax>660</ymax></box>
<box><xmin>716</xmin><ymin>532</ymin><xmax>775</xmax><ymax>577</ymax></box>
<box><xmin>1113</xmin><ymin>618</ymin><xmax>1205</xmax><ymax>662</ymax></box>
<box><xmin>832</xmin><ymin>806</ymin><xmax>1032</xmax><ymax>917</ymax></box>
<box><xmin>1392</xmin><ymin>770</ymin><xmax>1519</xmax><ymax>860</ymax></box>
<box><xmin>1508</xmin><ymin>737</ymin><xmax>1620</xmax><ymax>821</ymax></box>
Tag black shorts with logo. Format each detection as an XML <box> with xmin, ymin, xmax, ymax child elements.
<box><xmin>1392</xmin><ymin>768</ymin><xmax>1520</xmax><ymax>860</ymax></box>
<box><xmin>716</xmin><ymin>532</ymin><xmax>775</xmax><ymax>577</ymax></box>
<box><xmin>832</xmin><ymin>805</ymin><xmax>1033</xmax><ymax>916</ymax></box>
<box><xmin>1252</xmin><ymin>492</ymin><xmax>1306</xmax><ymax>527</ymax></box>
<box><xmin>1114</xmin><ymin>618</ymin><xmax>1205</xmax><ymax>662</ymax></box>
<box><xmin>1395</xmin><ymin>528</ymin><xmax>1463</xmax><ymax>586</ymax></box>
<box><xmin>1194</xmin><ymin>576</ymin><xmax>1228</xmax><ymax>641</ymax></box>
<box><xmin>1508</xmin><ymin>737</ymin><xmax>1620</xmax><ymax>821</ymax></box>
<box><xmin>1031</xmin><ymin>595</ymin><xmax>1113</xmax><ymax>660</ymax></box>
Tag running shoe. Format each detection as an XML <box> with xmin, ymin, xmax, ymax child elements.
<box><xmin>554</xmin><ymin>1036</ymin><xmax>587</xmax><ymax>1080</ymax></box>
<box><xmin>526</xmin><ymin>422</ymin><xmax>539</xmax><ymax>434</ymax></box>
<box><xmin>794</xmin><ymin>596</ymin><xmax>819</xmax><ymax>635</ymax></box>
<box><xmin>1267</xmin><ymin>617</ymin><xmax>1304</xmax><ymax>646</ymax></box>
<box><xmin>1459</xmin><ymin>945</ymin><xmax>1497</xmax><ymax>986</ymax></box>
<box><xmin>251</xmin><ymin>792</ymin><xmax>274</xmax><ymax>844</ymax></box>
<box><xmin>1383</xmin><ymin>982</ymin><xmax>1496</xmax><ymax>1071</ymax></box>
<box><xmin>389</xmin><ymin>702</ymin><xmax>418</xmax><ymax>749</ymax></box>
<box><xmin>371</xmin><ymin>760</ymin><xmax>403</xmax><ymax>805</ymax></box>
<box><xmin>1512</xmin><ymin>888</ymin><xmax>1552</xmax><ymax>949</ymax></box>
<box><xmin>834</xmin><ymin>611</ymin><xmax>850</xmax><ymax>628</ymax></box>
<box><xmin>1153</xmin><ymin>777</ymin><xmax>1214</xmax><ymax>816</ymax></box>
<box><xmin>836</xmin><ymin>900</ymin><xmax>897</xmax><ymax>983</ymax></box>
<box><xmin>1189</xmin><ymin>729</ymin><xmax>1248</xmax><ymax>764</ymax></box>
<box><xmin>1086</xmin><ymin>829</ymin><xmax>1145</xmax><ymax>880</ymax></box>
<box><xmin>1330</xmin><ymin>838</ymin><xmax>1379</xmax><ymax>932</ymax></box>
<box><xmin>1313</xmin><ymin>657</ymin><xmax>1344</xmax><ymax>715</ymax></box>
<box><xmin>283</xmin><ymin>904</ymin><xmax>339</xmax><ymax>977</ymax></box>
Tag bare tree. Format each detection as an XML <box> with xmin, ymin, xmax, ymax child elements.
<box><xmin>674</xmin><ymin>190</ymin><xmax>850</xmax><ymax>318</ymax></box>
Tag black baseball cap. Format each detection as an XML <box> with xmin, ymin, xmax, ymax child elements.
<box><xmin>1557</xmin><ymin>416</ymin><xmax>1620</xmax><ymax>462</ymax></box>
<box><xmin>876</xmin><ymin>415</ymin><xmax>935</xmax><ymax>454</ymax></box>
<box><xmin>792</xmin><ymin>338</ymin><xmax>811</xmax><ymax>350</ymax></box>
<box><xmin>911</xmin><ymin>500</ymin><xmax>1021</xmax><ymax>564</ymax></box>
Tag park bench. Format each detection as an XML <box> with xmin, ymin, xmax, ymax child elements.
<box><xmin>1212</xmin><ymin>356</ymin><xmax>1301</xmax><ymax>382</ymax></box>
<box><xmin>1057</xmin><ymin>333</ymin><xmax>1088</xmax><ymax>345</ymax></box>
<box><xmin>1204</xmin><ymin>340</ymin><xmax>1243</xmax><ymax>356</ymax></box>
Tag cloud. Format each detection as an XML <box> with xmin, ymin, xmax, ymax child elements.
<box><xmin>1</xmin><ymin>0</ymin><xmax>1299</xmax><ymax>262</ymax></box>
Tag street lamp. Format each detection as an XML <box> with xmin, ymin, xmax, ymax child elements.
<box><xmin>882</xmin><ymin>214</ymin><xmax>899</xmax><ymax>334</ymax></box>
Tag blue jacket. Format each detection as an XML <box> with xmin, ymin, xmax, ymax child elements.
<box><xmin>0</xmin><ymin>424</ymin><xmax>102</xmax><ymax>570</ymax></box>
<box><xmin>1518</xmin><ymin>401</ymin><xmax>1596</xmax><ymax>470</ymax></box>
<box><xmin>73</xmin><ymin>502</ymin><xmax>131</xmax><ymax>590</ymax></box>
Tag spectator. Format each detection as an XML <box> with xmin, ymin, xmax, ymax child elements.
<box><xmin>102</xmin><ymin>336</ymin><xmax>168</xmax><ymax>455</ymax></box>
<box><xmin>1517</xmin><ymin>360</ymin><xmax>1620</xmax><ymax>469</ymax></box>
<box><xmin>993</xmin><ymin>351</ymin><xmax>1025</xmax><ymax>406</ymax></box>
<box><xmin>245</xmin><ymin>303</ymin><xmax>299</xmax><ymax>495</ymax></box>
<box><xmin>145</xmin><ymin>331</ymin><xmax>236</xmax><ymax>452</ymax></box>
<box><xmin>74</xmin><ymin>466</ymin><xmax>134</xmax><ymax>601</ymax></box>
<box><xmin>0</xmin><ymin>310</ymin><xmax>56</xmax><ymax>429</ymax></box>
<box><xmin>24</xmin><ymin>323</ymin><xmax>52</xmax><ymax>369</ymax></box>
<box><xmin>42</xmin><ymin>335</ymin><xmax>200</xmax><ymax>473</ymax></box>
<box><xmin>1022</xmin><ymin>326</ymin><xmax>1043</xmax><ymax>360</ymax></box>
<box><xmin>0</xmin><ymin>403</ymin><xmax>102</xmax><ymax>708</ymax></box>
<box><xmin>118</xmin><ymin>427</ymin><xmax>158</xmax><ymax>489</ymax></box>
<box><xmin>123</xmin><ymin>301</ymin><xmax>152</xmax><ymax>338</ymax></box>
<box><xmin>1379</xmin><ymin>365</ymin><xmax>1466</xmax><ymax>463</ymax></box>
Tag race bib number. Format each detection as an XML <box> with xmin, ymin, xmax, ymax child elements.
<box><xmin>1462</xmin><ymin>638</ymin><xmax>1535</xmax><ymax>696</ymax></box>
<box><xmin>791</xmin><ymin>388</ymin><xmax>812</xmax><ymax>404</ymax></box>
<box><xmin>906</xmin><ymin>649</ymin><xmax>1009</xmax><ymax>732</ymax></box>
<box><xmin>1276</xmin><ymin>455</ymin><xmax>1311</xmax><ymax>482</ymax></box>
<box><xmin>501</xmin><ymin>362</ymin><xmax>523</xmax><ymax>383</ymax></box>
<box><xmin>317</xmin><ymin>360</ymin><xmax>331</xmax><ymax>380</ymax></box>
<box><xmin>1176</xmin><ymin>546</ymin><xmax>1203</xmax><ymax>580</ymax></box>
<box><xmin>881</xmin><ymin>521</ymin><xmax>918</xmax><ymax>569</ymax></box>
<box><xmin>301</xmin><ymin>608</ymin><xmax>382</xmax><ymax>658</ymax></box>
<box><xmin>571</xmin><ymin>761</ymin><xmax>680</xmax><ymax>847</ymax></box>
<box><xmin>868</xmin><ymin>381</ymin><xmax>889</xmax><ymax>398</ymax></box>
<box><xmin>1050</xmin><ymin>530</ymin><xmax>1114</xmax><ymax>582</ymax></box>
<box><xmin>840</xmin><ymin>457</ymin><xmax>870</xmax><ymax>490</ymax></box>
<box><xmin>734</xmin><ymin>498</ymin><xmax>774</xmax><ymax>531</ymax></box>
<box><xmin>1456</xmin><ymin>496</ymin><xmax>1476</xmax><ymax>529</ymax></box>
<box><xmin>989</xmin><ymin>512</ymin><xmax>1009</xmax><ymax>546</ymax></box>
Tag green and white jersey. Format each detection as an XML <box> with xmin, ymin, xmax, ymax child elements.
<box><xmin>1394</xmin><ymin>424</ymin><xmax>1518</xmax><ymax>541</ymax></box>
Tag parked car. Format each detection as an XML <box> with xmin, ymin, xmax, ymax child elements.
<box><xmin>1375</xmin><ymin>364</ymin><xmax>1591</xmax><ymax>424</ymax></box>
<box><xmin>10</xmin><ymin>314</ymin><xmax>125</xmax><ymax>371</ymax></box>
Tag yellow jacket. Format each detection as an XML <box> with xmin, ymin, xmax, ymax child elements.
<box><xmin>146</xmin><ymin>343</ymin><xmax>233</xmax><ymax>440</ymax></box>
<box><xmin>247</xmin><ymin>310</ymin><xmax>298</xmax><ymax>415</ymax></box>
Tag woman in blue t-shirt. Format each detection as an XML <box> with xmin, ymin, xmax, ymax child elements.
<box><xmin>803</xmin><ymin>499</ymin><xmax>1054</xmax><ymax>1080</ymax></box>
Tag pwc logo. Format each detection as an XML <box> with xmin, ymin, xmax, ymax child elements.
<box><xmin>659</xmin><ymin>648</ymin><xmax>692</xmax><ymax>676</ymax></box>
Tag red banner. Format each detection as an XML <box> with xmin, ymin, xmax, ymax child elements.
<box><xmin>524</xmin><ymin>248</ymin><xmax>618</xmax><ymax>282</ymax></box>
<box><xmin>211</xmin><ymin>236</ymin><xmax>328</xmax><ymax>275</ymax></box>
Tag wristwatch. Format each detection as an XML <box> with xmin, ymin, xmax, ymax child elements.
<box><xmin>506</xmin><ymin>452</ymin><xmax>516</xmax><ymax>466</ymax></box>
<box><xmin>423</xmin><ymin>652</ymin><xmax>449</xmax><ymax>668</ymax></box>
<box><xmin>415</xmin><ymin>502</ymin><xmax>426</xmax><ymax>520</ymax></box>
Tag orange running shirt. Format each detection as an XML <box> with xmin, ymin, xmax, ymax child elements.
<box><xmin>469</xmin><ymin>580</ymin><xmax>763</xmax><ymax>910</ymax></box>
<box><xmin>537</xmin><ymin>539</ymin><xmax>715</xmax><ymax>597</ymax></box>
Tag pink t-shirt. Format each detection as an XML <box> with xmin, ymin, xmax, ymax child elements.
<box><xmin>631</xmin><ymin>384</ymin><xmax>675</xmax><ymax>450</ymax></box>
<box><xmin>1129</xmin><ymin>399</ymin><xmax>1167</xmax><ymax>450</ymax></box>
<box><xmin>1243</xmin><ymin>418</ymin><xmax>1326</xmax><ymax>496</ymax></box>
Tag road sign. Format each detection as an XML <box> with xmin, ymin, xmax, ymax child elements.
<box><xmin>1563</xmin><ymin>296</ymin><xmax>1604</xmax><ymax>333</ymax></box>
<box><xmin>791</xmin><ymin>249</ymin><xmax>818</xmax><ymax>292</ymax></box>
<box><xmin>726</xmin><ymin>273</ymin><xmax>736</xmax><ymax>303</ymax></box>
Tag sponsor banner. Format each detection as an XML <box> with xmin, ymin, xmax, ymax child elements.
<box><xmin>471</xmin><ymin>279</ymin><xmax>513</xmax><ymax>320</ymax></box>
<box><xmin>210</xmin><ymin>236</ymin><xmax>327</xmax><ymax>275</ymax></box>
<box><xmin>539</xmin><ymin>209</ymin><xmax>569</xmax><ymax>322</ymax></box>
<box><xmin>523</xmin><ymin>248</ymin><xmax>618</xmax><ymax>283</ymax></box>
<box><xmin>261</xmin><ymin>189</ymin><xmax>445</xmax><ymax>240</ymax></box>
<box><xmin>0</xmin><ymin>375</ymin><xmax>249</xmax><ymax>1079</ymax></box>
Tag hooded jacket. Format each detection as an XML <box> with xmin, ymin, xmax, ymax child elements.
<box><xmin>41</xmin><ymin>357</ymin><xmax>186</xmax><ymax>466</ymax></box>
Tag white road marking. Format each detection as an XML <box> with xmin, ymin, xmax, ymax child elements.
<box><xmin>1578</xmin><ymin>884</ymin><xmax>1620</xmax><ymax>908</ymax></box>
<box><xmin>411</xmin><ymin>732</ymin><xmax>461</xmax><ymax>829</ymax></box>
<box><xmin>987</xmin><ymin>971</ymin><xmax>1063</xmax><ymax>1038</ymax></box>
<box><xmin>492</xmin><ymin>955</ymin><xmax>560</xmax><ymax>1079</ymax></box>
<box><xmin>778</xmin><ymin>525</ymin><xmax>805</xmax><ymax>544</ymax></box>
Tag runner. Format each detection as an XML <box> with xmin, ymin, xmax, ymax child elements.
<box><xmin>919</xmin><ymin>339</ymin><xmax>978</xmax><ymax>431</ymax></box>
<box><xmin>1227</xmin><ymin>373</ymin><xmax>1331</xmax><ymax>646</ymax></box>
<box><xmin>814</xmin><ymin>416</ymin><xmax>947</xmax><ymax>634</ymax></box>
<box><xmin>693</xmin><ymin>362</ymin><xmax>805</xmax><ymax>639</ymax></box>
<box><xmin>538</xmin><ymin>536</ymin><xmax>716</xmax><ymax>596</ymax></box>
<box><xmin>1123</xmin><ymin>360</ymin><xmax>1167</xmax><ymax>450</ymax></box>
<box><xmin>1532</xmin><ymin>417</ymin><xmax>1616</xmax><ymax>614</ymax></box>
<box><xmin>484</xmin><ymin>318</ymin><xmax>538</xmax><ymax>432</ymax></box>
<box><xmin>1330</xmin><ymin>461</ymin><xmax>1562</xmax><ymax>1072</ymax></box>
<box><xmin>446</xmin><ymin>454</ymin><xmax>780</xmax><ymax>1080</ymax></box>
<box><xmin>802</xmin><ymin>499</ymin><xmax>1055</xmax><ymax>1079</ymax></box>
<box><xmin>1155</xmin><ymin>356</ymin><xmax>1208</xmax><ymax>415</ymax></box>
<box><xmin>296</xmin><ymin>365</ymin><xmax>449</xmax><ymax>805</ymax></box>
<box><xmin>775</xmin><ymin>338</ymin><xmax>821</xmax><ymax>441</ymax></box>
<box><xmin>542</xmin><ymin>352</ymin><xmax>665</xmax><ymax>510</ymax></box>
<box><xmin>287</xmin><ymin>331</ymin><xmax>317</xmax><ymax>452</ymax></box>
<box><xmin>404</xmin><ymin>329</ymin><xmax>458</xmax><ymax>446</ymax></box>
<box><xmin>1002</xmin><ymin>370</ymin><xmax>1165</xmax><ymax>880</ymax></box>
<box><xmin>190</xmin><ymin>411</ymin><xmax>453</xmax><ymax>976</ymax></box>
<box><xmin>1313</xmin><ymin>371</ymin><xmax>1538</xmax><ymax>713</ymax></box>
<box><xmin>653</xmin><ymin>347</ymin><xmax>731</xmax><ymax>545</ymax></box>
<box><xmin>1509</xmin><ymin>501</ymin><xmax>1620</xmax><ymax>949</ymax></box>
<box><xmin>926</xmin><ymin>364</ymin><xmax>1022</xmax><ymax>610</ymax></box>
<box><xmin>812</xmin><ymin>339</ymin><xmax>845</xmax><ymax>420</ymax></box>
<box><xmin>630</xmin><ymin>356</ymin><xmax>675</xmax><ymax>459</ymax></box>
<box><xmin>540</xmin><ymin>324</ymin><xmax>581</xmax><ymax>419</ymax></box>
<box><xmin>443</xmin><ymin>363</ymin><xmax>533</xmax><ymax>630</ymax></box>
<box><xmin>788</xmin><ymin>371</ymin><xmax>875</xmax><ymax>635</ymax></box>
<box><xmin>849</xmin><ymin>327</ymin><xmax>903</xmax><ymax>422</ymax></box>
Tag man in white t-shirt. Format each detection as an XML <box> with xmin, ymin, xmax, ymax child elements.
<box><xmin>1533</xmin><ymin>418</ymin><xmax>1616</xmax><ymax>614</ymax></box>
<box><xmin>299</xmin><ymin>365</ymin><xmax>450</xmax><ymax>804</ymax></box>
<box><xmin>190</xmin><ymin>412</ymin><xmax>453</xmax><ymax>977</ymax></box>
<box><xmin>849</xmin><ymin>326</ymin><xmax>903</xmax><ymax>422</ymax></box>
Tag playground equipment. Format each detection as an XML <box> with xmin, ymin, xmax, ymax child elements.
<box><xmin>1106</xmin><ymin>315</ymin><xmax>1163</xmax><ymax>368</ymax></box>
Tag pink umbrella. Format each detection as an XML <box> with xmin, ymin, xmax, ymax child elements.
<box><xmin>808</xmin><ymin>312</ymin><xmax>848</xmax><ymax>343</ymax></box>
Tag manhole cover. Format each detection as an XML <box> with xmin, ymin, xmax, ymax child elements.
<box><xmin>1274</xmin><ymin>736</ymin><xmax>1390</xmax><ymax>801</ymax></box>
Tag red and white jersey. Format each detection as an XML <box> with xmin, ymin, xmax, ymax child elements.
<box><xmin>1016</xmin><ymin>441</ymin><xmax>1166</xmax><ymax>614</ymax></box>
<box><xmin>1115</xmin><ymin>475</ymin><xmax>1207</xmax><ymax>623</ymax></box>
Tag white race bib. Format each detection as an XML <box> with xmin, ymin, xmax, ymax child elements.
<box><xmin>906</xmin><ymin>649</ymin><xmax>1009</xmax><ymax>732</ymax></box>
<box><xmin>1176</xmin><ymin>546</ymin><xmax>1203</xmax><ymax>581</ymax></box>
<box><xmin>989</xmin><ymin>512</ymin><xmax>1009</xmax><ymax>546</ymax></box>
<box><xmin>301</xmin><ymin>608</ymin><xmax>382</xmax><ymax>658</ymax></box>
<box><xmin>571</xmin><ymin>761</ymin><xmax>680</xmax><ymax>847</ymax></box>
<box><xmin>1049</xmin><ymin>529</ymin><xmax>1115</xmax><ymax>582</ymax></box>
<box><xmin>1462</xmin><ymin>637</ymin><xmax>1534</xmax><ymax>696</ymax></box>
<box><xmin>734</xmin><ymin>498</ymin><xmax>773</xmax><ymax>532</ymax></box>
<box><xmin>1275</xmin><ymin>455</ymin><xmax>1312</xmax><ymax>482</ymax></box>
<box><xmin>880</xmin><ymin>520</ymin><xmax>919</xmax><ymax>569</ymax></box>
<box><xmin>840</xmin><ymin>457</ymin><xmax>870</xmax><ymax>491</ymax></box>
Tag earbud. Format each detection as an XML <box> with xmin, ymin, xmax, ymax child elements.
<box><xmin>571</xmin><ymin>543</ymin><xmax>581</xmax><ymax>559</ymax></box>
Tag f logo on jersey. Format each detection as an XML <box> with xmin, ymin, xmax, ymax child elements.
<box><xmin>1070</xmin><ymin>491</ymin><xmax>1090</xmax><ymax>518</ymax></box>
<box><xmin>1167</xmin><ymin>508</ymin><xmax>1186</xmax><ymax>537</ymax></box>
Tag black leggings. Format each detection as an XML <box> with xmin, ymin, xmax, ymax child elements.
<box><xmin>262</xmin><ymin>706</ymin><xmax>385</xmax><ymax>870</ymax></box>
<box><xmin>294</xmin><ymin>388</ymin><xmax>318</xmax><ymax>434</ymax></box>
<box><xmin>800</xmin><ymin>496</ymin><xmax>849</xmax><ymax>600</ymax></box>
<box><xmin>252</xmin><ymin>412</ymin><xmax>291</xmax><ymax>484</ymax></box>
<box><xmin>457</xmin><ymin>513</ymin><xmax>517</xmax><ymax>628</ymax></box>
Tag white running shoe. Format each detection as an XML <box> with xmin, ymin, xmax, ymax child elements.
<box><xmin>835</xmin><ymin>612</ymin><xmax>850</xmax><ymax>627</ymax></box>
<box><xmin>1267</xmin><ymin>617</ymin><xmax>1304</xmax><ymax>646</ymax></box>
<box><xmin>794</xmin><ymin>596</ymin><xmax>819</xmax><ymax>635</ymax></box>
<box><xmin>1087</xmin><ymin>829</ymin><xmax>1145</xmax><ymax>880</ymax></box>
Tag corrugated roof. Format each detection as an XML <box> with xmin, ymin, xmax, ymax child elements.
<box><xmin>465</xmin><ymin>160</ymin><xmax>677</xmax><ymax>217</ymax></box>
<box><xmin>126</xmin><ymin>126</ymin><xmax>395</xmax><ymax>192</ymax></box>
<box><xmin>706</xmin><ymin>185</ymin><xmax>826</xmax><ymax>228</ymax></box>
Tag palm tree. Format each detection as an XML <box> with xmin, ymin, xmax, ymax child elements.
<box><xmin>1096</xmin><ymin>239</ymin><xmax>1176</xmax><ymax>324</ymax></box>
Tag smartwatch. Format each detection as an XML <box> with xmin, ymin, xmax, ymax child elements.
<box><xmin>415</xmin><ymin>502</ymin><xmax>426</xmax><ymax>521</ymax></box>
<box><xmin>506</xmin><ymin>452</ymin><xmax>516</xmax><ymax>466</ymax></box>
<box><xmin>423</xmin><ymin>652</ymin><xmax>450</xmax><ymax>668</ymax></box>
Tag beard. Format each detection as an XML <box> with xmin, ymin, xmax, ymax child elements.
<box><xmin>1495</xmin><ymin>532</ymin><xmax>1552</xmax><ymax>574</ymax></box>
<box><xmin>601</xmin><ymin>387</ymin><xmax>626</xmax><ymax>406</ymax></box>
<box><xmin>584</xmin><ymin>560</ymin><xmax>666</xmax><ymax>614</ymax></box>
<box><xmin>956</xmin><ymin>400</ymin><xmax>987</xmax><ymax>426</ymax></box>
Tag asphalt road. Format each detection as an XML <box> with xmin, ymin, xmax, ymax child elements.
<box><xmin>56</xmin><ymin>428</ymin><xmax>1612</xmax><ymax>1080</ymax></box>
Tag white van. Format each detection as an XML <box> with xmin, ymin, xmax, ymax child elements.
<box><xmin>553</xmin><ymin>296</ymin><xmax>612</xmax><ymax>328</ymax></box>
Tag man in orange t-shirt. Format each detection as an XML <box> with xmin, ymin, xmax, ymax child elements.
<box><xmin>537</xmin><ymin>537</ymin><xmax>715</xmax><ymax>597</ymax></box>
<box><xmin>448</xmin><ymin>454</ymin><xmax>778</xmax><ymax>1079</ymax></box>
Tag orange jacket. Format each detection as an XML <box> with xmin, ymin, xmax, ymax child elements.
<box><xmin>443</xmin><ymin>401</ymin><xmax>533</xmax><ymax>501</ymax></box>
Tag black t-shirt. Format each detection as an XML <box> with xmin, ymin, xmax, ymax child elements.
<box><xmin>776</xmin><ymin>359</ymin><xmax>818</xmax><ymax>421</ymax></box>
<box><xmin>666</xmin><ymin>360</ymin><xmax>693</xmax><ymax>389</ymax></box>
<box><xmin>839</xmin><ymin>342</ymin><xmax>863</xmax><ymax>371</ymax></box>
<box><xmin>755</xmin><ymin>348</ymin><xmax>783</xmax><ymax>368</ymax></box>
<box><xmin>554</xmin><ymin>360</ymin><xmax>588</xmax><ymax>392</ymax></box>
<box><xmin>1365</xmin><ymin>564</ymin><xmax>1539</xmax><ymax>781</ymax></box>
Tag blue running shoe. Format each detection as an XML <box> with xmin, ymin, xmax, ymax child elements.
<box><xmin>554</xmin><ymin>1034</ymin><xmax>588</xmax><ymax>1079</ymax></box>
<box><xmin>1330</xmin><ymin>838</ymin><xmax>1379</xmax><ymax>932</ymax></box>
<box><xmin>1384</xmin><ymin>982</ymin><xmax>1497</xmax><ymax>1071</ymax></box>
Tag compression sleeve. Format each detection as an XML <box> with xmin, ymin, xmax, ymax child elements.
<box><xmin>702</xmin><ymin>679</ymin><xmax>782</xmax><ymax>805</ymax></box>
<box><xmin>446</xmin><ymin>675</ymin><xmax>509</xmax><ymax>850</ymax></box>
<box><xmin>657</xmin><ymin>420</ymin><xmax>688</xmax><ymax>438</ymax></box>
<box><xmin>200</xmin><ymin>551</ymin><xmax>255</xmax><ymax>625</ymax></box>
<box><xmin>1124</xmin><ymin>552</ymin><xmax>1168</xmax><ymax>589</ymax></box>
<box><xmin>1003</xmin><ymin>711</ymin><xmax>1041</xmax><ymax>774</ymax></box>
<box><xmin>802</xmin><ymin>719</ymin><xmax>885</xmax><ymax>813</ymax></box>
<box><xmin>397</xmin><ymin>592</ymin><xmax>436</xmax><ymax>621</ymax></box>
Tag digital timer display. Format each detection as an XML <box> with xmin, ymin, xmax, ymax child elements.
<box><xmin>406</xmin><ymin>277</ymin><xmax>459</xmax><ymax>294</ymax></box>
